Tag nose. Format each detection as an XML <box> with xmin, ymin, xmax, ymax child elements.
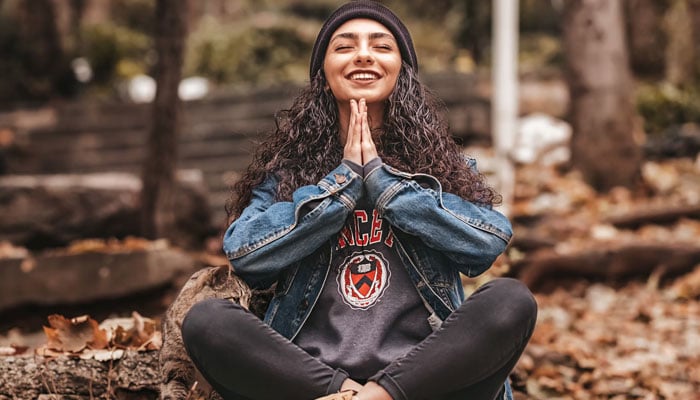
<box><xmin>354</xmin><ymin>43</ymin><xmax>374</xmax><ymax>66</ymax></box>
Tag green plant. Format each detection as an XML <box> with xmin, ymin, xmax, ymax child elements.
<box><xmin>81</xmin><ymin>23</ymin><xmax>153</xmax><ymax>84</ymax></box>
<box><xmin>636</xmin><ymin>82</ymin><xmax>700</xmax><ymax>136</ymax></box>
<box><xmin>185</xmin><ymin>17</ymin><xmax>311</xmax><ymax>85</ymax></box>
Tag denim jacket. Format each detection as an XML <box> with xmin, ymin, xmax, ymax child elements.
<box><xmin>223</xmin><ymin>159</ymin><xmax>514</xmax><ymax>399</ymax></box>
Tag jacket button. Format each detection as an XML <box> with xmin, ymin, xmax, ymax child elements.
<box><xmin>334</xmin><ymin>174</ymin><xmax>346</xmax><ymax>184</ymax></box>
<box><xmin>301</xmin><ymin>299</ymin><xmax>309</xmax><ymax>309</ymax></box>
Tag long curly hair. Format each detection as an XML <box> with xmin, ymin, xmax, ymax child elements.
<box><xmin>226</xmin><ymin>63</ymin><xmax>500</xmax><ymax>221</ymax></box>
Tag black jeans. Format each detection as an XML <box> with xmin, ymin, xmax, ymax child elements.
<box><xmin>181</xmin><ymin>277</ymin><xmax>537</xmax><ymax>400</ymax></box>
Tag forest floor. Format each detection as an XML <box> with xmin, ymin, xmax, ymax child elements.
<box><xmin>501</xmin><ymin>156</ymin><xmax>700</xmax><ymax>399</ymax></box>
<box><xmin>511</xmin><ymin>272</ymin><xmax>700</xmax><ymax>399</ymax></box>
<box><xmin>1</xmin><ymin>156</ymin><xmax>699</xmax><ymax>399</ymax></box>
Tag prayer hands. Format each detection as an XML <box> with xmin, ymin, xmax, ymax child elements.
<box><xmin>343</xmin><ymin>99</ymin><xmax>378</xmax><ymax>166</ymax></box>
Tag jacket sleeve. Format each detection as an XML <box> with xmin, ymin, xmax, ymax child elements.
<box><xmin>223</xmin><ymin>163</ymin><xmax>363</xmax><ymax>287</ymax></box>
<box><xmin>363</xmin><ymin>160</ymin><xmax>512</xmax><ymax>277</ymax></box>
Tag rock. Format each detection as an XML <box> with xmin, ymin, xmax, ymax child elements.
<box><xmin>0</xmin><ymin>171</ymin><xmax>211</xmax><ymax>250</ymax></box>
<box><xmin>0</xmin><ymin>245</ymin><xmax>194</xmax><ymax>311</ymax></box>
<box><xmin>512</xmin><ymin>113</ymin><xmax>572</xmax><ymax>166</ymax></box>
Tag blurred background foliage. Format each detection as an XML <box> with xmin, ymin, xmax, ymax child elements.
<box><xmin>0</xmin><ymin>0</ymin><xmax>698</xmax><ymax>139</ymax></box>
<box><xmin>0</xmin><ymin>0</ymin><xmax>567</xmax><ymax>96</ymax></box>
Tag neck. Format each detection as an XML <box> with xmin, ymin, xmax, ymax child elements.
<box><xmin>338</xmin><ymin>100</ymin><xmax>385</xmax><ymax>142</ymax></box>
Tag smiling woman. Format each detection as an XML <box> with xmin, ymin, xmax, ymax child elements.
<box><xmin>323</xmin><ymin>19</ymin><xmax>402</xmax><ymax>144</ymax></box>
<box><xmin>179</xmin><ymin>2</ymin><xmax>537</xmax><ymax>400</ymax></box>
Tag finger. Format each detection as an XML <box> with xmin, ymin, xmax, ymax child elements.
<box><xmin>344</xmin><ymin>101</ymin><xmax>355</xmax><ymax>149</ymax></box>
<box><xmin>344</xmin><ymin>100</ymin><xmax>362</xmax><ymax>164</ymax></box>
<box><xmin>351</xmin><ymin>99</ymin><xmax>362</xmax><ymax>147</ymax></box>
<box><xmin>360</xmin><ymin>107</ymin><xmax>378</xmax><ymax>164</ymax></box>
<box><xmin>359</xmin><ymin>99</ymin><xmax>368</xmax><ymax>140</ymax></box>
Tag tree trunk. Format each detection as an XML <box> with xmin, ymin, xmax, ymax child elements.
<box><xmin>625</xmin><ymin>0</ymin><xmax>666</xmax><ymax>78</ymax></box>
<box><xmin>690</xmin><ymin>0</ymin><xmax>700</xmax><ymax>77</ymax></box>
<box><xmin>141</xmin><ymin>0</ymin><xmax>189</xmax><ymax>239</ymax></box>
<box><xmin>663</xmin><ymin>0</ymin><xmax>695</xmax><ymax>85</ymax></box>
<box><xmin>459</xmin><ymin>1</ymin><xmax>491</xmax><ymax>65</ymax></box>
<box><xmin>16</xmin><ymin>0</ymin><xmax>65</xmax><ymax>100</ymax></box>
<box><xmin>562</xmin><ymin>0</ymin><xmax>642</xmax><ymax>192</ymax></box>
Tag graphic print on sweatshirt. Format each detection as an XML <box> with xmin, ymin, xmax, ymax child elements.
<box><xmin>336</xmin><ymin>209</ymin><xmax>395</xmax><ymax>310</ymax></box>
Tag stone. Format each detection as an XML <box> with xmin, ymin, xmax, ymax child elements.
<box><xmin>0</xmin><ymin>171</ymin><xmax>211</xmax><ymax>249</ymax></box>
<box><xmin>0</xmin><ymin>245</ymin><xmax>194</xmax><ymax>311</ymax></box>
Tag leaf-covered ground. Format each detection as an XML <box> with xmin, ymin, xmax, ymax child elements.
<box><xmin>512</xmin><ymin>273</ymin><xmax>700</xmax><ymax>399</ymax></box>
<box><xmin>502</xmin><ymin>156</ymin><xmax>700</xmax><ymax>399</ymax></box>
<box><xmin>1</xmin><ymin>157</ymin><xmax>699</xmax><ymax>399</ymax></box>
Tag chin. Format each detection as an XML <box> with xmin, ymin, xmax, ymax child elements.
<box><xmin>348</xmin><ymin>93</ymin><xmax>389</xmax><ymax>103</ymax></box>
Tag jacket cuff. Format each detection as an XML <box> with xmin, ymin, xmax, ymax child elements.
<box><xmin>364</xmin><ymin>163</ymin><xmax>401</xmax><ymax>208</ymax></box>
<box><xmin>318</xmin><ymin>163</ymin><xmax>364</xmax><ymax>210</ymax></box>
<box><xmin>342</xmin><ymin>159</ymin><xmax>364</xmax><ymax>177</ymax></box>
<box><xmin>363</xmin><ymin>157</ymin><xmax>382</xmax><ymax>178</ymax></box>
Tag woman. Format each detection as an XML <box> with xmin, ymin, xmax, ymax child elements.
<box><xmin>182</xmin><ymin>2</ymin><xmax>537</xmax><ymax>399</ymax></box>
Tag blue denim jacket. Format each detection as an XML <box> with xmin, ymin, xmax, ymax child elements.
<box><xmin>223</xmin><ymin>160</ymin><xmax>514</xmax><ymax>399</ymax></box>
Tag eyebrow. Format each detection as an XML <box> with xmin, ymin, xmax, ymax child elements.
<box><xmin>329</xmin><ymin>32</ymin><xmax>396</xmax><ymax>43</ymax></box>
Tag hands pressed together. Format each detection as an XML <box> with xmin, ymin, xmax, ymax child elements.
<box><xmin>343</xmin><ymin>99</ymin><xmax>379</xmax><ymax>166</ymax></box>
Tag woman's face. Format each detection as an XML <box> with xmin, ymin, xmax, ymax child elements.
<box><xmin>323</xmin><ymin>18</ymin><xmax>402</xmax><ymax>106</ymax></box>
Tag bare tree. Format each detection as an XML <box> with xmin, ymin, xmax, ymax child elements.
<box><xmin>663</xmin><ymin>0</ymin><xmax>695</xmax><ymax>85</ymax></box>
<box><xmin>562</xmin><ymin>0</ymin><xmax>641</xmax><ymax>191</ymax></box>
<box><xmin>140</xmin><ymin>0</ymin><xmax>189</xmax><ymax>239</ymax></box>
<box><xmin>625</xmin><ymin>0</ymin><xmax>667</xmax><ymax>78</ymax></box>
<box><xmin>15</xmin><ymin>0</ymin><xmax>66</xmax><ymax>99</ymax></box>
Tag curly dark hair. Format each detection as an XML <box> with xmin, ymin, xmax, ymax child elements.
<box><xmin>226</xmin><ymin>63</ymin><xmax>500</xmax><ymax>221</ymax></box>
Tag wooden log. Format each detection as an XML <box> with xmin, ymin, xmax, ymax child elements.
<box><xmin>513</xmin><ymin>243</ymin><xmax>700</xmax><ymax>290</ymax></box>
<box><xmin>605</xmin><ymin>204</ymin><xmax>700</xmax><ymax>229</ymax></box>
<box><xmin>0</xmin><ymin>351</ymin><xmax>159</xmax><ymax>400</ymax></box>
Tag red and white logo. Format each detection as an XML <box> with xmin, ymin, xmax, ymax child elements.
<box><xmin>337</xmin><ymin>250</ymin><xmax>390</xmax><ymax>310</ymax></box>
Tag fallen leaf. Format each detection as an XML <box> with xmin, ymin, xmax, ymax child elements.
<box><xmin>43</xmin><ymin>314</ymin><xmax>108</xmax><ymax>353</ymax></box>
<box><xmin>669</xmin><ymin>264</ymin><xmax>700</xmax><ymax>299</ymax></box>
<box><xmin>34</xmin><ymin>345</ymin><xmax>64</xmax><ymax>358</ymax></box>
<box><xmin>100</xmin><ymin>312</ymin><xmax>160</xmax><ymax>350</ymax></box>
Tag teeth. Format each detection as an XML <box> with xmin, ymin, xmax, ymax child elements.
<box><xmin>350</xmin><ymin>73</ymin><xmax>378</xmax><ymax>80</ymax></box>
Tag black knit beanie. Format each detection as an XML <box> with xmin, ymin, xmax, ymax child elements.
<box><xmin>309</xmin><ymin>0</ymin><xmax>418</xmax><ymax>79</ymax></box>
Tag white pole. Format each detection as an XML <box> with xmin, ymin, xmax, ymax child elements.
<box><xmin>492</xmin><ymin>0</ymin><xmax>519</xmax><ymax>217</ymax></box>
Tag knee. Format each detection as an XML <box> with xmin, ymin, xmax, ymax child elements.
<box><xmin>482</xmin><ymin>278</ymin><xmax>538</xmax><ymax>335</ymax></box>
<box><xmin>181</xmin><ymin>299</ymin><xmax>215</xmax><ymax>350</ymax></box>
<box><xmin>181</xmin><ymin>298</ymin><xmax>245</xmax><ymax>350</ymax></box>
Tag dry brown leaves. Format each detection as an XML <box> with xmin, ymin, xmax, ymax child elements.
<box><xmin>513</xmin><ymin>272</ymin><xmax>700</xmax><ymax>399</ymax></box>
<box><xmin>35</xmin><ymin>312</ymin><xmax>161</xmax><ymax>360</ymax></box>
<box><xmin>58</xmin><ymin>237</ymin><xmax>169</xmax><ymax>255</ymax></box>
<box><xmin>508</xmin><ymin>157</ymin><xmax>700</xmax><ymax>399</ymax></box>
<box><xmin>1</xmin><ymin>237</ymin><xmax>169</xmax><ymax>259</ymax></box>
<box><xmin>512</xmin><ymin>158</ymin><xmax>700</xmax><ymax>254</ymax></box>
<box><xmin>43</xmin><ymin>314</ymin><xmax>108</xmax><ymax>353</ymax></box>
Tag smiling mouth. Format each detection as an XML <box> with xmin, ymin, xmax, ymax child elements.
<box><xmin>349</xmin><ymin>72</ymin><xmax>380</xmax><ymax>81</ymax></box>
